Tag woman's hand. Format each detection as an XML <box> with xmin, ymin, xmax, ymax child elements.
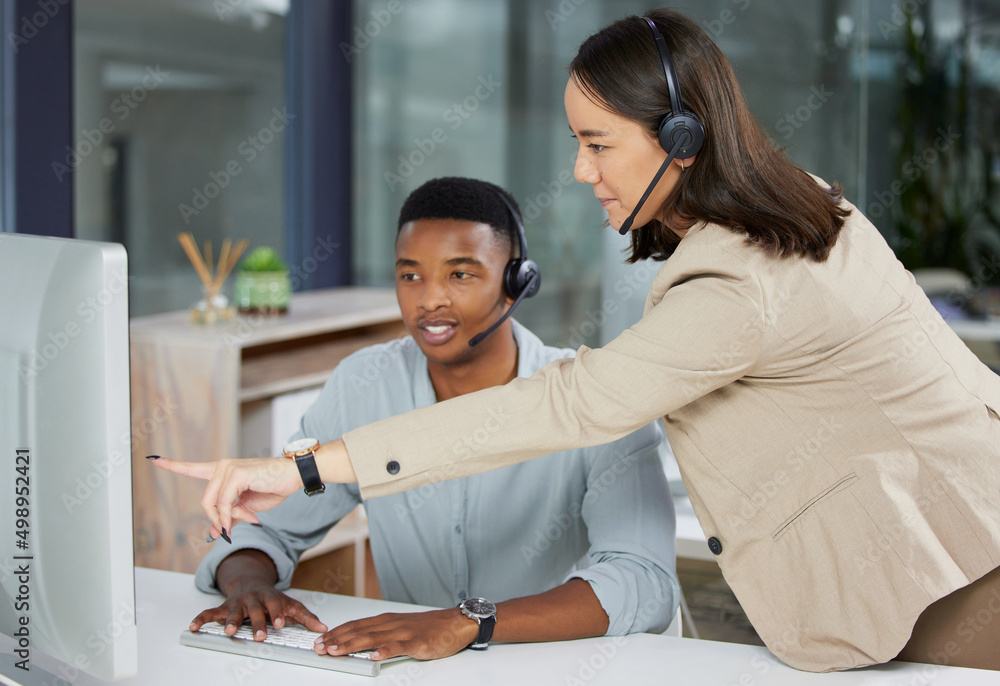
<box><xmin>150</xmin><ymin>439</ymin><xmax>357</xmax><ymax>535</ymax></box>
<box><xmin>151</xmin><ymin>456</ymin><xmax>302</xmax><ymax>535</ymax></box>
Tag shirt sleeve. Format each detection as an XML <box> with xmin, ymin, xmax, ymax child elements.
<box><xmin>195</xmin><ymin>371</ymin><xmax>363</xmax><ymax>593</ymax></box>
<box><xmin>567</xmin><ymin>421</ymin><xmax>680</xmax><ymax>636</ymax></box>
<box><xmin>344</xmin><ymin>245</ymin><xmax>764</xmax><ymax>499</ymax></box>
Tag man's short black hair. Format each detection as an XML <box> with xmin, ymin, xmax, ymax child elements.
<box><xmin>397</xmin><ymin>177</ymin><xmax>522</xmax><ymax>257</ymax></box>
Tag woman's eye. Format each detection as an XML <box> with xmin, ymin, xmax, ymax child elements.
<box><xmin>588</xmin><ymin>143</ymin><xmax>606</xmax><ymax>153</ymax></box>
<box><xmin>454</xmin><ymin>272</ymin><xmax>472</xmax><ymax>280</ymax></box>
<box><xmin>399</xmin><ymin>273</ymin><xmax>418</xmax><ymax>281</ymax></box>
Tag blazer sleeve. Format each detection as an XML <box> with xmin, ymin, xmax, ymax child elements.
<box><xmin>344</xmin><ymin>245</ymin><xmax>765</xmax><ymax>499</ymax></box>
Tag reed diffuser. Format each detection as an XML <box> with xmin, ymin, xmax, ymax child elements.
<box><xmin>177</xmin><ymin>233</ymin><xmax>248</xmax><ymax>324</ymax></box>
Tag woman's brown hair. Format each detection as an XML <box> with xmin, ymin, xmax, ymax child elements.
<box><xmin>569</xmin><ymin>7</ymin><xmax>849</xmax><ymax>263</ymax></box>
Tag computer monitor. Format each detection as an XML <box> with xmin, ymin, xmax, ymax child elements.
<box><xmin>0</xmin><ymin>234</ymin><xmax>137</xmax><ymax>683</ymax></box>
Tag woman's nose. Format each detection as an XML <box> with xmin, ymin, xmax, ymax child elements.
<box><xmin>574</xmin><ymin>151</ymin><xmax>599</xmax><ymax>184</ymax></box>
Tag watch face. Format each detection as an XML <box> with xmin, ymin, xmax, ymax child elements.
<box><xmin>284</xmin><ymin>438</ymin><xmax>319</xmax><ymax>456</ymax></box>
<box><xmin>462</xmin><ymin>598</ymin><xmax>496</xmax><ymax>619</ymax></box>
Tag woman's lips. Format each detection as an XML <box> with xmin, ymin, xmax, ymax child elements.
<box><xmin>599</xmin><ymin>198</ymin><xmax>616</xmax><ymax>209</ymax></box>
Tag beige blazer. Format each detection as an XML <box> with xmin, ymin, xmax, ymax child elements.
<box><xmin>344</xmin><ymin>192</ymin><xmax>1000</xmax><ymax>672</ymax></box>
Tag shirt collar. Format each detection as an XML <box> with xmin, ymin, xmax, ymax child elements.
<box><xmin>410</xmin><ymin>319</ymin><xmax>543</xmax><ymax>409</ymax></box>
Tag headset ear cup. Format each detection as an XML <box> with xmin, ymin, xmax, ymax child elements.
<box><xmin>520</xmin><ymin>259</ymin><xmax>541</xmax><ymax>298</ymax></box>
<box><xmin>504</xmin><ymin>258</ymin><xmax>541</xmax><ymax>300</ymax></box>
<box><xmin>657</xmin><ymin>112</ymin><xmax>705</xmax><ymax>159</ymax></box>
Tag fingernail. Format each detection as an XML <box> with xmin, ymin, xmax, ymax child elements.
<box><xmin>314</xmin><ymin>642</ymin><xmax>324</xmax><ymax>650</ymax></box>
<box><xmin>370</xmin><ymin>651</ymin><xmax>380</xmax><ymax>660</ymax></box>
<box><xmin>145</xmin><ymin>455</ymin><xmax>161</xmax><ymax>460</ymax></box>
<box><xmin>255</xmin><ymin>630</ymin><xmax>264</xmax><ymax>640</ymax></box>
<box><xmin>313</xmin><ymin>636</ymin><xmax>323</xmax><ymax>645</ymax></box>
<box><xmin>220</xmin><ymin>528</ymin><xmax>232</xmax><ymax>544</ymax></box>
<box><xmin>205</xmin><ymin>533</ymin><xmax>214</xmax><ymax>543</ymax></box>
<box><xmin>189</xmin><ymin>623</ymin><xmax>198</xmax><ymax>631</ymax></box>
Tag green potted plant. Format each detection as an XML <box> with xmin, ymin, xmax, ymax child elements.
<box><xmin>234</xmin><ymin>246</ymin><xmax>291</xmax><ymax>315</ymax></box>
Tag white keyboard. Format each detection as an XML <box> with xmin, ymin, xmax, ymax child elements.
<box><xmin>179</xmin><ymin>621</ymin><xmax>408</xmax><ymax>677</ymax></box>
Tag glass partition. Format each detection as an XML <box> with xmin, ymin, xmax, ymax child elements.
<box><xmin>74</xmin><ymin>0</ymin><xmax>288</xmax><ymax>316</ymax></box>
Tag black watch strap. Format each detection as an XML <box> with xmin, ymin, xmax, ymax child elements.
<box><xmin>468</xmin><ymin>614</ymin><xmax>495</xmax><ymax>650</ymax></box>
<box><xmin>294</xmin><ymin>452</ymin><xmax>325</xmax><ymax>496</ymax></box>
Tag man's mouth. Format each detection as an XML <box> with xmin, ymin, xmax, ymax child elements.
<box><xmin>417</xmin><ymin>320</ymin><xmax>458</xmax><ymax>345</ymax></box>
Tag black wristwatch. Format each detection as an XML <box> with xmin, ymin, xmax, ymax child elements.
<box><xmin>282</xmin><ymin>438</ymin><xmax>325</xmax><ymax>496</ymax></box>
<box><xmin>459</xmin><ymin>597</ymin><xmax>496</xmax><ymax>650</ymax></box>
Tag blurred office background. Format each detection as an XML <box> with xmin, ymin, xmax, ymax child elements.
<box><xmin>2</xmin><ymin>0</ymin><xmax>999</xmax><ymax>345</ymax></box>
<box><xmin>4</xmin><ymin>0</ymin><xmax>998</xmax><ymax>643</ymax></box>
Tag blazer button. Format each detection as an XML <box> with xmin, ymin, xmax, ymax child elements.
<box><xmin>386</xmin><ymin>460</ymin><xmax>400</xmax><ymax>475</ymax></box>
<box><xmin>707</xmin><ymin>537</ymin><xmax>723</xmax><ymax>555</ymax></box>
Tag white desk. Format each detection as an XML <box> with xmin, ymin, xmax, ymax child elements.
<box><xmin>4</xmin><ymin>568</ymin><xmax>998</xmax><ymax>685</ymax></box>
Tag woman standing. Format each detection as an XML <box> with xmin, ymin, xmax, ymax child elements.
<box><xmin>157</xmin><ymin>8</ymin><xmax>1000</xmax><ymax>672</ymax></box>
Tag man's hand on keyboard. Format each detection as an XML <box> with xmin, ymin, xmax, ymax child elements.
<box><xmin>189</xmin><ymin>578</ymin><xmax>328</xmax><ymax>642</ymax></box>
<box><xmin>313</xmin><ymin>609</ymin><xmax>479</xmax><ymax>661</ymax></box>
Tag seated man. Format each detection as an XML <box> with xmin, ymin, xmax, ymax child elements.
<box><xmin>192</xmin><ymin>176</ymin><xmax>678</xmax><ymax>661</ymax></box>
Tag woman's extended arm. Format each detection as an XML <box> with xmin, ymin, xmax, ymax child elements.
<box><xmin>151</xmin><ymin>439</ymin><xmax>357</xmax><ymax>536</ymax></box>
<box><xmin>155</xmin><ymin>232</ymin><xmax>764</xmax><ymax>527</ymax></box>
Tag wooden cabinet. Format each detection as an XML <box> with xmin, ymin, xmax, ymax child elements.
<box><xmin>129</xmin><ymin>287</ymin><xmax>405</xmax><ymax>574</ymax></box>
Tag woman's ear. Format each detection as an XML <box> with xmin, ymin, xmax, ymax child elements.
<box><xmin>678</xmin><ymin>154</ymin><xmax>697</xmax><ymax>170</ymax></box>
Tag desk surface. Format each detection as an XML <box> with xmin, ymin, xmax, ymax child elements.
<box><xmin>4</xmin><ymin>567</ymin><xmax>998</xmax><ymax>685</ymax></box>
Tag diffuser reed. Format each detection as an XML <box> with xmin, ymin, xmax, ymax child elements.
<box><xmin>177</xmin><ymin>233</ymin><xmax>248</xmax><ymax>324</ymax></box>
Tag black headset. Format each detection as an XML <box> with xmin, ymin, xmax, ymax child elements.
<box><xmin>645</xmin><ymin>17</ymin><xmax>705</xmax><ymax>159</ymax></box>
<box><xmin>468</xmin><ymin>191</ymin><xmax>540</xmax><ymax>347</ymax></box>
<box><xmin>618</xmin><ymin>17</ymin><xmax>707</xmax><ymax>235</ymax></box>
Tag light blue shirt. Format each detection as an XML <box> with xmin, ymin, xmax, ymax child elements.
<box><xmin>195</xmin><ymin>321</ymin><xmax>679</xmax><ymax>635</ymax></box>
